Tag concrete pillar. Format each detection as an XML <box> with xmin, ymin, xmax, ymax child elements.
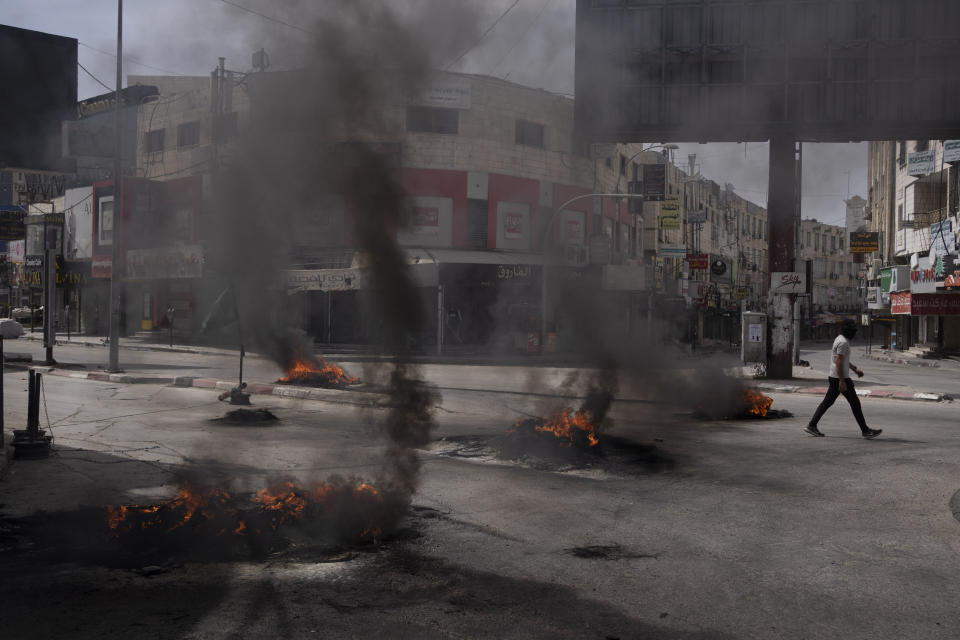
<box><xmin>766</xmin><ymin>137</ymin><xmax>798</xmax><ymax>378</ymax></box>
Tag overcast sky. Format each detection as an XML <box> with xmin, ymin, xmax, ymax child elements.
<box><xmin>4</xmin><ymin>0</ymin><xmax>866</xmax><ymax>226</ymax></box>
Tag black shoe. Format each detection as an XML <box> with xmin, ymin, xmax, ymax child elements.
<box><xmin>804</xmin><ymin>425</ymin><xmax>825</xmax><ymax>437</ymax></box>
<box><xmin>862</xmin><ymin>428</ymin><xmax>882</xmax><ymax>439</ymax></box>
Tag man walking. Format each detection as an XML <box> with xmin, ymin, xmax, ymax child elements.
<box><xmin>805</xmin><ymin>319</ymin><xmax>882</xmax><ymax>439</ymax></box>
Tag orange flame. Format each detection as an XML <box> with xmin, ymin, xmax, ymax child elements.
<box><xmin>742</xmin><ymin>387</ymin><xmax>774</xmax><ymax>417</ymax></box>
<box><xmin>278</xmin><ymin>356</ymin><xmax>359</xmax><ymax>386</ymax></box>
<box><xmin>106</xmin><ymin>479</ymin><xmax>389</xmax><ymax>541</ymax></box>
<box><xmin>510</xmin><ymin>407</ymin><xmax>601</xmax><ymax>447</ymax></box>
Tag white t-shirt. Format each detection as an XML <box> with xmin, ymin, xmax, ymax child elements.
<box><xmin>830</xmin><ymin>334</ymin><xmax>851</xmax><ymax>378</ymax></box>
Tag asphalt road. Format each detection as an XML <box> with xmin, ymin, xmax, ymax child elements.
<box><xmin>800</xmin><ymin>340</ymin><xmax>960</xmax><ymax>396</ymax></box>
<box><xmin>2</xmin><ymin>364</ymin><xmax>959</xmax><ymax>639</ymax></box>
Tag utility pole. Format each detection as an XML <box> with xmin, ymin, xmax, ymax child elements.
<box><xmin>767</xmin><ymin>137</ymin><xmax>799</xmax><ymax>378</ymax></box>
<box><xmin>107</xmin><ymin>0</ymin><xmax>123</xmax><ymax>372</ymax></box>
<box><xmin>44</xmin><ymin>224</ymin><xmax>57</xmax><ymax>365</ymax></box>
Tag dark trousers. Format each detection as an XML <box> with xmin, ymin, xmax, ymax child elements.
<box><xmin>810</xmin><ymin>377</ymin><xmax>868</xmax><ymax>432</ymax></box>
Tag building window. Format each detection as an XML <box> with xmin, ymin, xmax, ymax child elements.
<box><xmin>516</xmin><ymin>119</ymin><xmax>545</xmax><ymax>148</ymax></box>
<box><xmin>406</xmin><ymin>106</ymin><xmax>458</xmax><ymax>134</ymax></box>
<box><xmin>903</xmin><ymin>185</ymin><xmax>915</xmax><ymax>221</ymax></box>
<box><xmin>466</xmin><ymin>198</ymin><xmax>488</xmax><ymax>249</ymax></box>
<box><xmin>915</xmin><ymin>140</ymin><xmax>929</xmax><ymax>152</ymax></box>
<box><xmin>177</xmin><ymin>121</ymin><xmax>200</xmax><ymax>149</ymax></box>
<box><xmin>99</xmin><ymin>195</ymin><xmax>114</xmax><ymax>245</ymax></box>
<box><xmin>839</xmin><ymin>236</ymin><xmax>844</xmax><ymax>250</ymax></box>
<box><xmin>806</xmin><ymin>231</ymin><xmax>811</xmax><ymax>247</ymax></box>
<box><xmin>145</xmin><ymin>129</ymin><xmax>165</xmax><ymax>154</ymax></box>
<box><xmin>814</xmin><ymin>234</ymin><xmax>819</xmax><ymax>250</ymax></box>
<box><xmin>830</xmin><ymin>235</ymin><xmax>836</xmax><ymax>250</ymax></box>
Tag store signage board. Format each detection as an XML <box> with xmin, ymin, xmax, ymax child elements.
<box><xmin>849</xmin><ymin>231</ymin><xmax>879</xmax><ymax>253</ymax></box>
<box><xmin>686</xmin><ymin>253</ymin><xmax>708</xmax><ymax>270</ymax></box>
<box><xmin>910</xmin><ymin>256</ymin><xmax>937</xmax><ymax>294</ymax></box>
<box><xmin>944</xmin><ymin>140</ymin><xmax>960</xmax><ymax>163</ymax></box>
<box><xmin>908</xmin><ymin>150</ymin><xmax>935</xmax><ymax>176</ymax></box>
<box><xmin>891</xmin><ymin>291</ymin><xmax>912</xmax><ymax>314</ymax></box>
<box><xmin>658</xmin><ymin>243</ymin><xmax>687</xmax><ymax>257</ymax></box>
<box><xmin>659</xmin><ymin>197</ymin><xmax>681</xmax><ymax>229</ymax></box>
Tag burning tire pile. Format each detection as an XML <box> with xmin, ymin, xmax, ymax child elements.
<box><xmin>275</xmin><ymin>352</ymin><xmax>359</xmax><ymax>389</ymax></box>
<box><xmin>95</xmin><ymin>478</ymin><xmax>410</xmax><ymax>563</ymax></box>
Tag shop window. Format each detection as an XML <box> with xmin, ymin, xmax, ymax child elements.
<box><xmin>406</xmin><ymin>106</ymin><xmax>458</xmax><ymax>134</ymax></box>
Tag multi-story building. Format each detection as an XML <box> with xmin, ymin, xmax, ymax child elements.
<box><xmin>796</xmin><ymin>218</ymin><xmax>861</xmax><ymax>338</ymax></box>
<box><xmin>866</xmin><ymin>140</ymin><xmax>960</xmax><ymax>350</ymax></box>
<box><xmin>101</xmin><ymin>67</ymin><xmax>768</xmax><ymax>352</ymax></box>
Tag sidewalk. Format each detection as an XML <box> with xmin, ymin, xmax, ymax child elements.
<box><xmin>13</xmin><ymin>330</ymin><xmax>955</xmax><ymax>404</ymax></box>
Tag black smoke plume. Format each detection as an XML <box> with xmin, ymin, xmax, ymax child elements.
<box><xmin>202</xmin><ymin>1</ymin><xmax>482</xmax><ymax>514</ymax></box>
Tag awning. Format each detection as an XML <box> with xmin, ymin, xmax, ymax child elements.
<box><xmin>286</xmin><ymin>249</ymin><xmax>543</xmax><ymax>293</ymax></box>
<box><xmin>404</xmin><ymin>248</ymin><xmax>542</xmax><ymax>265</ymax></box>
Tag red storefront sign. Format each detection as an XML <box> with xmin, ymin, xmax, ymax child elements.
<box><xmin>890</xmin><ymin>291</ymin><xmax>960</xmax><ymax>315</ymax></box>
<box><xmin>686</xmin><ymin>253</ymin><xmax>708</xmax><ymax>270</ymax></box>
<box><xmin>413</xmin><ymin>206</ymin><xmax>439</xmax><ymax>228</ymax></box>
<box><xmin>92</xmin><ymin>255</ymin><xmax>112</xmax><ymax>279</ymax></box>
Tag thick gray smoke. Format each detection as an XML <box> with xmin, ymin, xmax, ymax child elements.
<box><xmin>206</xmin><ymin>1</ymin><xmax>483</xmax><ymax>499</ymax></box>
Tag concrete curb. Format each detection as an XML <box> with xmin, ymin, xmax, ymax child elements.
<box><xmin>37</xmin><ymin>368</ymin><xmax>388</xmax><ymax>407</ymax></box>
<box><xmin>755</xmin><ymin>382</ymin><xmax>950</xmax><ymax>403</ymax></box>
<box><xmin>30</xmin><ymin>365</ymin><xmax>954</xmax><ymax>405</ymax></box>
<box><xmin>861</xmin><ymin>353</ymin><xmax>941</xmax><ymax>368</ymax></box>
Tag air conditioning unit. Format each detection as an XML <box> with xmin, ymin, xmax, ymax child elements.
<box><xmin>563</xmin><ymin>244</ymin><xmax>590</xmax><ymax>267</ymax></box>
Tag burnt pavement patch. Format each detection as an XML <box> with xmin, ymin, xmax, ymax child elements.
<box><xmin>431</xmin><ymin>433</ymin><xmax>675</xmax><ymax>475</ymax></box>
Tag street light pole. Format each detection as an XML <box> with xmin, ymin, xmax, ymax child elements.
<box><xmin>108</xmin><ymin>0</ymin><xmax>123</xmax><ymax>372</ymax></box>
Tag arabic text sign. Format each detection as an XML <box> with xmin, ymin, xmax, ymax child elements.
<box><xmin>890</xmin><ymin>291</ymin><xmax>912</xmax><ymax>314</ymax></box>
<box><xmin>849</xmin><ymin>231</ymin><xmax>879</xmax><ymax>253</ymax></box>
<box><xmin>771</xmin><ymin>271</ymin><xmax>806</xmax><ymax>294</ymax></box>
<box><xmin>0</xmin><ymin>208</ymin><xmax>26</xmax><ymax>241</ymax></box>
<box><xmin>908</xmin><ymin>150</ymin><xmax>935</xmax><ymax>176</ymax></box>
<box><xmin>944</xmin><ymin>140</ymin><xmax>960</xmax><ymax>163</ymax></box>
<box><xmin>658</xmin><ymin>197</ymin><xmax>682</xmax><ymax>229</ymax></box>
<box><xmin>125</xmin><ymin>245</ymin><xmax>204</xmax><ymax>280</ymax></box>
<box><xmin>286</xmin><ymin>268</ymin><xmax>368</xmax><ymax>292</ymax></box>
<box><xmin>686</xmin><ymin>253</ymin><xmax>708</xmax><ymax>270</ymax></box>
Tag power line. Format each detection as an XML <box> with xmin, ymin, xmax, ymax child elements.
<box><xmin>78</xmin><ymin>61</ymin><xmax>113</xmax><ymax>92</ymax></box>
<box><xmin>493</xmin><ymin>0</ymin><xmax>554</xmax><ymax>78</ymax></box>
<box><xmin>217</xmin><ymin>0</ymin><xmax>315</xmax><ymax>35</ymax></box>
<box><xmin>79</xmin><ymin>42</ymin><xmax>184</xmax><ymax>75</ymax></box>
<box><xmin>446</xmin><ymin>0</ymin><xmax>523</xmax><ymax>71</ymax></box>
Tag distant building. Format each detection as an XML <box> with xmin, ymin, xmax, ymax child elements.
<box><xmin>797</xmin><ymin>219</ymin><xmax>862</xmax><ymax>339</ymax></box>
<box><xmin>866</xmin><ymin>140</ymin><xmax>960</xmax><ymax>351</ymax></box>
<box><xmin>845</xmin><ymin>195</ymin><xmax>866</xmax><ymax>233</ymax></box>
<box><xmin>119</xmin><ymin>67</ymin><xmax>767</xmax><ymax>351</ymax></box>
